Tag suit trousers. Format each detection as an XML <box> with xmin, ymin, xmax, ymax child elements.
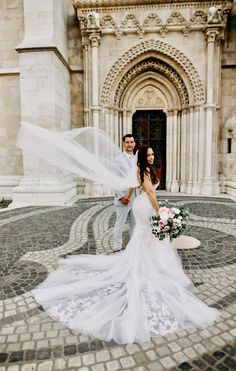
<box><xmin>113</xmin><ymin>194</ymin><xmax>135</xmax><ymax>251</ymax></box>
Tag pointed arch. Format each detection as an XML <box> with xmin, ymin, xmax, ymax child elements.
<box><xmin>100</xmin><ymin>39</ymin><xmax>205</xmax><ymax>106</ymax></box>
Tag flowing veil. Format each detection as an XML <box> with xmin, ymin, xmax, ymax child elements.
<box><xmin>17</xmin><ymin>122</ymin><xmax>138</xmax><ymax>190</ymax></box>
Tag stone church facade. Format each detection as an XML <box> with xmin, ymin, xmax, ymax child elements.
<box><xmin>0</xmin><ymin>0</ymin><xmax>235</xmax><ymax>205</ymax></box>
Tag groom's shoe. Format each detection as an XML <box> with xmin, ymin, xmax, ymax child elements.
<box><xmin>113</xmin><ymin>249</ymin><xmax>122</xmax><ymax>253</ymax></box>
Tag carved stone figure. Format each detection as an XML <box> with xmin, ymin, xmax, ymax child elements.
<box><xmin>207</xmin><ymin>5</ymin><xmax>222</xmax><ymax>24</ymax></box>
<box><xmin>87</xmin><ymin>11</ymin><xmax>100</xmax><ymax>28</ymax></box>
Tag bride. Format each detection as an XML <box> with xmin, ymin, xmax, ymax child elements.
<box><xmin>17</xmin><ymin>123</ymin><xmax>218</xmax><ymax>344</ymax></box>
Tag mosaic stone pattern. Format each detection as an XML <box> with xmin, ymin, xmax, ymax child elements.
<box><xmin>0</xmin><ymin>195</ymin><xmax>235</xmax><ymax>370</ymax></box>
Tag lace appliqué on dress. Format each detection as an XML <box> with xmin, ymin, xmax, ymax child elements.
<box><xmin>143</xmin><ymin>286</ymin><xmax>179</xmax><ymax>336</ymax></box>
<box><xmin>48</xmin><ymin>282</ymin><xmax>124</xmax><ymax>324</ymax></box>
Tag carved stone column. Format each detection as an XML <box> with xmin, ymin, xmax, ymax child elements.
<box><xmin>171</xmin><ymin>110</ymin><xmax>179</xmax><ymax>193</ymax></box>
<box><xmin>114</xmin><ymin>109</ymin><xmax>119</xmax><ymax>146</ymax></box>
<box><xmin>180</xmin><ymin>108</ymin><xmax>187</xmax><ymax>193</ymax></box>
<box><xmin>186</xmin><ymin>106</ymin><xmax>194</xmax><ymax>194</ymax></box>
<box><xmin>122</xmin><ymin>110</ymin><xmax>129</xmax><ymax>136</ymax></box>
<box><xmin>202</xmin><ymin>27</ymin><xmax>220</xmax><ymax>195</ymax></box>
<box><xmin>89</xmin><ymin>33</ymin><xmax>101</xmax><ymax>129</ymax></box>
<box><xmin>82</xmin><ymin>35</ymin><xmax>90</xmax><ymax>126</ymax></box>
<box><xmin>166</xmin><ymin>110</ymin><xmax>173</xmax><ymax>192</ymax></box>
<box><xmin>192</xmin><ymin>106</ymin><xmax>200</xmax><ymax>194</ymax></box>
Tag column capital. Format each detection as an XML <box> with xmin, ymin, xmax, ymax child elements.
<box><xmin>204</xmin><ymin>26</ymin><xmax>220</xmax><ymax>43</ymax></box>
<box><xmin>89</xmin><ymin>32</ymin><xmax>101</xmax><ymax>47</ymax></box>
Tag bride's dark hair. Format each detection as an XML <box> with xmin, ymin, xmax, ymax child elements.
<box><xmin>137</xmin><ymin>145</ymin><xmax>159</xmax><ymax>185</ymax></box>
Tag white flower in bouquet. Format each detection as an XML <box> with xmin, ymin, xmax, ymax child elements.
<box><xmin>171</xmin><ymin>207</ymin><xmax>180</xmax><ymax>215</ymax></box>
<box><xmin>173</xmin><ymin>218</ymin><xmax>181</xmax><ymax>224</ymax></box>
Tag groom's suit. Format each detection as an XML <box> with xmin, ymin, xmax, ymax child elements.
<box><xmin>113</xmin><ymin>152</ymin><xmax>136</xmax><ymax>252</ymax></box>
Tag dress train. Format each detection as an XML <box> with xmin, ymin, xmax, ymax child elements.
<box><xmin>32</xmin><ymin>191</ymin><xmax>218</xmax><ymax>344</ymax></box>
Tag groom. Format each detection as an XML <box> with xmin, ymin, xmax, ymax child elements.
<box><xmin>113</xmin><ymin>134</ymin><xmax>136</xmax><ymax>253</ymax></box>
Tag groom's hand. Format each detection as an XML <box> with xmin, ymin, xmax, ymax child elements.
<box><xmin>119</xmin><ymin>196</ymin><xmax>130</xmax><ymax>205</ymax></box>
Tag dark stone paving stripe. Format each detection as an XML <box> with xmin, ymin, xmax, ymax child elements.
<box><xmin>0</xmin><ymin>339</ymin><xmax>117</xmax><ymax>364</ymax></box>
<box><xmin>170</xmin><ymin>340</ymin><xmax>236</xmax><ymax>371</ymax></box>
<box><xmin>61</xmin><ymin>204</ymin><xmax>111</xmax><ymax>257</ymax></box>
<box><xmin>0</xmin><ymin>206</ymin><xmax>44</xmax><ymax>221</ymax></box>
<box><xmin>212</xmin><ymin>290</ymin><xmax>236</xmax><ymax>310</ymax></box>
<box><xmin>185</xmin><ymin>202</ymin><xmax>236</xmax><ymax>219</ymax></box>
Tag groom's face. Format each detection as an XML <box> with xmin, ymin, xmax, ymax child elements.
<box><xmin>123</xmin><ymin>137</ymin><xmax>135</xmax><ymax>154</ymax></box>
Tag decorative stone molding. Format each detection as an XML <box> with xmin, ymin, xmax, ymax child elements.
<box><xmin>100</xmin><ymin>39</ymin><xmax>204</xmax><ymax>106</ymax></box>
<box><xmin>73</xmin><ymin>0</ymin><xmax>226</xmax><ymax>8</ymax></box>
<box><xmin>77</xmin><ymin>6</ymin><xmax>230</xmax><ymax>38</ymax></box>
<box><xmin>113</xmin><ymin>57</ymin><xmax>189</xmax><ymax>107</ymax></box>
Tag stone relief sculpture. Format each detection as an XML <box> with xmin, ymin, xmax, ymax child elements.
<box><xmin>137</xmin><ymin>88</ymin><xmax>165</xmax><ymax>108</ymax></box>
<box><xmin>207</xmin><ymin>5</ymin><xmax>222</xmax><ymax>24</ymax></box>
<box><xmin>189</xmin><ymin>10</ymin><xmax>207</xmax><ymax>25</ymax></box>
<box><xmin>143</xmin><ymin>13</ymin><xmax>162</xmax><ymax>28</ymax></box>
<box><xmin>87</xmin><ymin>11</ymin><xmax>100</xmax><ymax>28</ymax></box>
<box><xmin>166</xmin><ymin>12</ymin><xmax>186</xmax><ymax>26</ymax></box>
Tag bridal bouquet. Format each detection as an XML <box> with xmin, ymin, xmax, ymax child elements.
<box><xmin>150</xmin><ymin>201</ymin><xmax>189</xmax><ymax>241</ymax></box>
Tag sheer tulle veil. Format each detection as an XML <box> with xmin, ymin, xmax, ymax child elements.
<box><xmin>17</xmin><ymin>122</ymin><xmax>138</xmax><ymax>190</ymax></box>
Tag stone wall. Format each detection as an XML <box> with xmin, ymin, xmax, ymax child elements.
<box><xmin>67</xmin><ymin>3</ymin><xmax>84</xmax><ymax>129</ymax></box>
<box><xmin>220</xmin><ymin>5</ymin><xmax>236</xmax><ymax>196</ymax></box>
<box><xmin>0</xmin><ymin>0</ymin><xmax>24</xmax><ymax>197</ymax></box>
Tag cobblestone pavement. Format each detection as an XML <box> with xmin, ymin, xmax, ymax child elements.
<box><xmin>0</xmin><ymin>195</ymin><xmax>236</xmax><ymax>371</ymax></box>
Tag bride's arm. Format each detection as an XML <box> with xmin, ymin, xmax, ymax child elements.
<box><xmin>127</xmin><ymin>187</ymin><xmax>134</xmax><ymax>200</ymax></box>
<box><xmin>143</xmin><ymin>173</ymin><xmax>159</xmax><ymax>214</ymax></box>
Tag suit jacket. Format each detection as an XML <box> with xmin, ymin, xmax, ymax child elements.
<box><xmin>113</xmin><ymin>153</ymin><xmax>136</xmax><ymax>205</ymax></box>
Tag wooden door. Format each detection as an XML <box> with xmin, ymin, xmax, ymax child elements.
<box><xmin>132</xmin><ymin>110</ymin><xmax>166</xmax><ymax>190</ymax></box>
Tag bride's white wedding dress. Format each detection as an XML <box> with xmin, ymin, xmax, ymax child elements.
<box><xmin>32</xmin><ymin>186</ymin><xmax>218</xmax><ymax>344</ymax></box>
<box><xmin>17</xmin><ymin>122</ymin><xmax>218</xmax><ymax>344</ymax></box>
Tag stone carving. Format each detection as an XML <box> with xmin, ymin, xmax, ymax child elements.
<box><xmin>189</xmin><ymin>10</ymin><xmax>207</xmax><ymax>25</ymax></box>
<box><xmin>207</xmin><ymin>6</ymin><xmax>222</xmax><ymax>24</ymax></box>
<box><xmin>78</xmin><ymin>16</ymin><xmax>87</xmax><ymax>30</ymax></box>
<box><xmin>166</xmin><ymin>12</ymin><xmax>186</xmax><ymax>26</ymax></box>
<box><xmin>143</xmin><ymin>14</ymin><xmax>162</xmax><ymax>28</ymax></box>
<box><xmin>87</xmin><ymin>11</ymin><xmax>100</xmax><ymax>28</ymax></box>
<box><xmin>136</xmin><ymin>88</ymin><xmax>165</xmax><ymax>108</ymax></box>
<box><xmin>121</xmin><ymin>14</ymin><xmax>144</xmax><ymax>37</ymax></box>
<box><xmin>113</xmin><ymin>58</ymin><xmax>189</xmax><ymax>107</ymax></box>
<box><xmin>100</xmin><ymin>39</ymin><xmax>205</xmax><ymax>106</ymax></box>
<box><xmin>182</xmin><ymin>24</ymin><xmax>190</xmax><ymax>37</ymax></box>
<box><xmin>100</xmin><ymin>15</ymin><xmax>117</xmax><ymax>29</ymax></box>
<box><xmin>121</xmin><ymin>14</ymin><xmax>140</xmax><ymax>29</ymax></box>
<box><xmin>160</xmin><ymin>25</ymin><xmax>168</xmax><ymax>38</ymax></box>
<box><xmin>100</xmin><ymin>15</ymin><xmax>122</xmax><ymax>37</ymax></box>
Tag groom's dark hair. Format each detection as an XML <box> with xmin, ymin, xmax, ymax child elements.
<box><xmin>122</xmin><ymin>134</ymin><xmax>134</xmax><ymax>142</ymax></box>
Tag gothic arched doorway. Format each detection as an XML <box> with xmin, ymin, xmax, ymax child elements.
<box><xmin>132</xmin><ymin>110</ymin><xmax>166</xmax><ymax>190</ymax></box>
